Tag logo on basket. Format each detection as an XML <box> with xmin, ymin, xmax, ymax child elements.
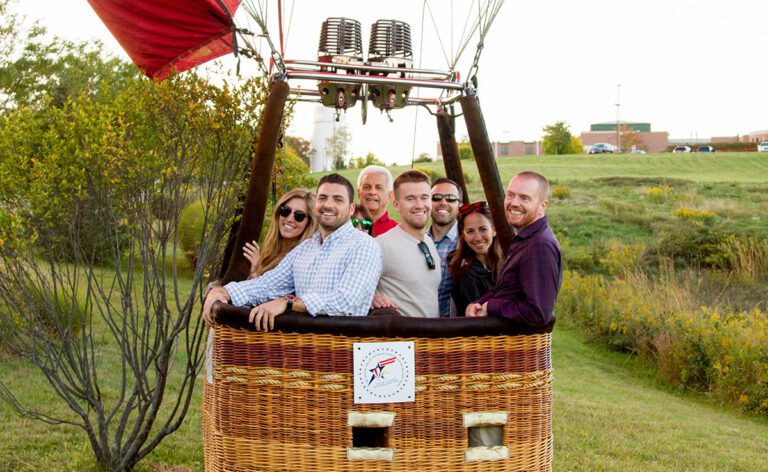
<box><xmin>368</xmin><ymin>356</ymin><xmax>398</xmax><ymax>386</ymax></box>
<box><xmin>353</xmin><ymin>342</ymin><xmax>414</xmax><ymax>404</ymax></box>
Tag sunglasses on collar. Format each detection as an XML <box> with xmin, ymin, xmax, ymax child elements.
<box><xmin>417</xmin><ymin>241</ymin><xmax>436</xmax><ymax>270</ymax></box>
<box><xmin>351</xmin><ymin>217</ymin><xmax>373</xmax><ymax>230</ymax></box>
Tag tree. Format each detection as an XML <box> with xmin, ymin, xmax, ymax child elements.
<box><xmin>0</xmin><ymin>64</ymin><xmax>271</xmax><ymax>471</ymax></box>
<box><xmin>569</xmin><ymin>136</ymin><xmax>585</xmax><ymax>154</ymax></box>
<box><xmin>283</xmin><ymin>135</ymin><xmax>313</xmax><ymax>167</ymax></box>
<box><xmin>619</xmin><ymin>124</ymin><xmax>644</xmax><ymax>152</ymax></box>
<box><xmin>326</xmin><ymin>126</ymin><xmax>351</xmax><ymax>170</ymax></box>
<box><xmin>1</xmin><ymin>1</ymin><xmax>136</xmax><ymax>112</ymax></box>
<box><xmin>351</xmin><ymin>151</ymin><xmax>386</xmax><ymax>169</ymax></box>
<box><xmin>414</xmin><ymin>152</ymin><xmax>433</xmax><ymax>163</ymax></box>
<box><xmin>458</xmin><ymin>139</ymin><xmax>474</xmax><ymax>160</ymax></box>
<box><xmin>542</xmin><ymin>121</ymin><xmax>580</xmax><ymax>155</ymax></box>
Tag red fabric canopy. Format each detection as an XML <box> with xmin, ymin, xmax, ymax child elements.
<box><xmin>88</xmin><ymin>0</ymin><xmax>241</xmax><ymax>80</ymax></box>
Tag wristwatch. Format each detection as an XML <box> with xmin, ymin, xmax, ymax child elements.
<box><xmin>285</xmin><ymin>294</ymin><xmax>296</xmax><ymax>313</ymax></box>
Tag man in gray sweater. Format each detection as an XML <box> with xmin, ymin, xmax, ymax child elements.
<box><xmin>372</xmin><ymin>170</ymin><xmax>441</xmax><ymax>318</ymax></box>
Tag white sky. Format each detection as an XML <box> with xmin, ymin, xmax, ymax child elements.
<box><xmin>14</xmin><ymin>1</ymin><xmax>768</xmax><ymax>165</ymax></box>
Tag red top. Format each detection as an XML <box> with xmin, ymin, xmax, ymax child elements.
<box><xmin>87</xmin><ymin>0</ymin><xmax>240</xmax><ymax>80</ymax></box>
<box><xmin>372</xmin><ymin>211</ymin><xmax>398</xmax><ymax>237</ymax></box>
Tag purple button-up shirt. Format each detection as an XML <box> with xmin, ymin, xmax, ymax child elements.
<box><xmin>477</xmin><ymin>216</ymin><xmax>561</xmax><ymax>327</ymax></box>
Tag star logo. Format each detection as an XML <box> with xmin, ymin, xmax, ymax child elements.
<box><xmin>367</xmin><ymin>356</ymin><xmax>397</xmax><ymax>385</ymax></box>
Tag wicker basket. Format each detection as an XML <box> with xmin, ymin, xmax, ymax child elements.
<box><xmin>203</xmin><ymin>306</ymin><xmax>553</xmax><ymax>471</ymax></box>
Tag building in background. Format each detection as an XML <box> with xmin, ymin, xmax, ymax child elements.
<box><xmin>436</xmin><ymin>139</ymin><xmax>543</xmax><ymax>159</ymax></box>
<box><xmin>711</xmin><ymin>130</ymin><xmax>768</xmax><ymax>143</ymax></box>
<box><xmin>579</xmin><ymin>121</ymin><xmax>669</xmax><ymax>152</ymax></box>
<box><xmin>430</xmin><ymin>124</ymin><xmax>766</xmax><ymax>158</ymax></box>
<box><xmin>491</xmin><ymin>140</ymin><xmax>543</xmax><ymax>157</ymax></box>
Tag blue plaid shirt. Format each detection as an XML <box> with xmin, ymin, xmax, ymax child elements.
<box><xmin>428</xmin><ymin>222</ymin><xmax>459</xmax><ymax>317</ymax></box>
<box><xmin>225</xmin><ymin>222</ymin><xmax>382</xmax><ymax>317</ymax></box>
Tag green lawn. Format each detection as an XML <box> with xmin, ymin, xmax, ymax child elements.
<box><xmin>552</xmin><ymin>323</ymin><xmax>768</xmax><ymax>471</ymax></box>
<box><xmin>332</xmin><ymin>152</ymin><xmax>768</xmax><ymax>185</ymax></box>
<box><xmin>447</xmin><ymin>152</ymin><xmax>768</xmax><ymax>184</ymax></box>
<box><xmin>2</xmin><ymin>153</ymin><xmax>768</xmax><ymax>470</ymax></box>
<box><xmin>3</xmin><ymin>321</ymin><xmax>767</xmax><ymax>471</ymax></box>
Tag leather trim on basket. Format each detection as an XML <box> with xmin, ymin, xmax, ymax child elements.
<box><xmin>212</xmin><ymin>303</ymin><xmax>555</xmax><ymax>337</ymax></box>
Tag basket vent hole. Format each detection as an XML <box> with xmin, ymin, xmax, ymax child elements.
<box><xmin>352</xmin><ymin>427</ymin><xmax>389</xmax><ymax>448</ymax></box>
<box><xmin>468</xmin><ymin>425</ymin><xmax>504</xmax><ymax>447</ymax></box>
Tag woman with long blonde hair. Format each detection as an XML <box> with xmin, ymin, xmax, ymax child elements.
<box><xmin>244</xmin><ymin>188</ymin><xmax>317</xmax><ymax>278</ymax></box>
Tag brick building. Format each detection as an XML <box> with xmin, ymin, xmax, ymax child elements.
<box><xmin>436</xmin><ymin>140</ymin><xmax>543</xmax><ymax>159</ymax></box>
<box><xmin>712</xmin><ymin>130</ymin><xmax>768</xmax><ymax>143</ymax></box>
<box><xmin>579</xmin><ymin>121</ymin><xmax>669</xmax><ymax>152</ymax></box>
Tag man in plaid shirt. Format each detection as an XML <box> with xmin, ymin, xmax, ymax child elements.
<box><xmin>203</xmin><ymin>174</ymin><xmax>382</xmax><ymax>331</ymax></box>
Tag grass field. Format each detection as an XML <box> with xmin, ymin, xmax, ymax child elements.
<box><xmin>2</xmin><ymin>152</ymin><xmax>768</xmax><ymax>470</ymax></box>
<box><xmin>412</xmin><ymin>152</ymin><xmax>768</xmax><ymax>184</ymax></box>
<box><xmin>3</xmin><ymin>322</ymin><xmax>767</xmax><ymax>471</ymax></box>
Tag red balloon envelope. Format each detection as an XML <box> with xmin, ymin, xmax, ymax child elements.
<box><xmin>88</xmin><ymin>0</ymin><xmax>241</xmax><ymax>80</ymax></box>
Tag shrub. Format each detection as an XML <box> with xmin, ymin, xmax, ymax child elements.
<box><xmin>599</xmin><ymin>242</ymin><xmax>645</xmax><ymax>275</ymax></box>
<box><xmin>560</xmin><ymin>238</ymin><xmax>608</xmax><ymax>274</ymax></box>
<box><xmin>557</xmin><ymin>269</ymin><xmax>768</xmax><ymax>415</ymax></box>
<box><xmin>414</xmin><ymin>152</ymin><xmax>432</xmax><ymax>163</ymax></box>
<box><xmin>710</xmin><ymin>233</ymin><xmax>768</xmax><ymax>281</ymax></box>
<box><xmin>551</xmin><ymin>185</ymin><xmax>571</xmax><ymax>200</ymax></box>
<box><xmin>0</xmin><ymin>280</ymin><xmax>88</xmax><ymax>349</ymax></box>
<box><xmin>650</xmin><ymin>221</ymin><xmax>728</xmax><ymax>269</ymax></box>
<box><xmin>645</xmin><ymin>185</ymin><xmax>674</xmax><ymax>203</ymax></box>
<box><xmin>675</xmin><ymin>207</ymin><xmax>717</xmax><ymax>224</ymax></box>
<box><xmin>598</xmin><ymin>198</ymin><xmax>645</xmax><ymax>218</ymax></box>
<box><xmin>178</xmin><ymin>200</ymin><xmax>206</xmax><ymax>268</ymax></box>
<box><xmin>413</xmin><ymin>166</ymin><xmax>444</xmax><ymax>183</ymax></box>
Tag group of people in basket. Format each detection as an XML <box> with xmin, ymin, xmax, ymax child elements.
<box><xmin>203</xmin><ymin>166</ymin><xmax>562</xmax><ymax>330</ymax></box>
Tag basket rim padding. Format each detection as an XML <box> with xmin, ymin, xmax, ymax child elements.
<box><xmin>212</xmin><ymin>302</ymin><xmax>555</xmax><ymax>338</ymax></box>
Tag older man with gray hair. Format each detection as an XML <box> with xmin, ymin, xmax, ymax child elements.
<box><xmin>357</xmin><ymin>165</ymin><xmax>397</xmax><ymax>236</ymax></box>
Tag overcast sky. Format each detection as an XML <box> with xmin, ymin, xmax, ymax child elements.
<box><xmin>14</xmin><ymin>1</ymin><xmax>768</xmax><ymax>165</ymax></box>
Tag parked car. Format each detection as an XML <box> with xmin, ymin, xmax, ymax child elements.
<box><xmin>630</xmin><ymin>149</ymin><xmax>646</xmax><ymax>154</ymax></box>
<box><xmin>589</xmin><ymin>143</ymin><xmax>615</xmax><ymax>154</ymax></box>
<box><xmin>673</xmin><ymin>145</ymin><xmax>691</xmax><ymax>153</ymax></box>
<box><xmin>758</xmin><ymin>142</ymin><xmax>768</xmax><ymax>152</ymax></box>
<box><xmin>697</xmin><ymin>146</ymin><xmax>715</xmax><ymax>153</ymax></box>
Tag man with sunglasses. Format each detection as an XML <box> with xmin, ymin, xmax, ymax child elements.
<box><xmin>372</xmin><ymin>170</ymin><xmax>441</xmax><ymax>317</ymax></box>
<box><xmin>203</xmin><ymin>173</ymin><xmax>383</xmax><ymax>331</ymax></box>
<box><xmin>466</xmin><ymin>171</ymin><xmax>562</xmax><ymax>329</ymax></box>
<box><xmin>427</xmin><ymin>178</ymin><xmax>462</xmax><ymax>317</ymax></box>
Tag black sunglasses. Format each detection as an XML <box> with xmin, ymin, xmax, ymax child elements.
<box><xmin>459</xmin><ymin>201</ymin><xmax>489</xmax><ymax>215</ymax></box>
<box><xmin>417</xmin><ymin>241</ymin><xmax>436</xmax><ymax>270</ymax></box>
<box><xmin>351</xmin><ymin>217</ymin><xmax>373</xmax><ymax>230</ymax></box>
<box><xmin>278</xmin><ymin>204</ymin><xmax>308</xmax><ymax>222</ymax></box>
<box><xmin>431</xmin><ymin>193</ymin><xmax>460</xmax><ymax>203</ymax></box>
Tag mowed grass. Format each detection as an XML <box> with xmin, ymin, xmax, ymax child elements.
<box><xmin>2</xmin><ymin>152</ymin><xmax>768</xmax><ymax>470</ymax></box>
<box><xmin>553</xmin><ymin>323</ymin><xmax>768</xmax><ymax>471</ymax></box>
<box><xmin>332</xmin><ymin>152</ymin><xmax>768</xmax><ymax>184</ymax></box>
<box><xmin>439</xmin><ymin>152</ymin><xmax>768</xmax><ymax>183</ymax></box>
<box><xmin>3</xmin><ymin>322</ymin><xmax>768</xmax><ymax>471</ymax></box>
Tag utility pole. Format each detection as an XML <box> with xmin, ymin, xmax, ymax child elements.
<box><xmin>615</xmin><ymin>84</ymin><xmax>621</xmax><ymax>152</ymax></box>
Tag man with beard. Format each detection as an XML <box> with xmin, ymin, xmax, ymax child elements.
<box><xmin>466</xmin><ymin>171</ymin><xmax>561</xmax><ymax>328</ymax></box>
<box><xmin>427</xmin><ymin>178</ymin><xmax>461</xmax><ymax>317</ymax></box>
<box><xmin>372</xmin><ymin>170</ymin><xmax>441</xmax><ymax>317</ymax></box>
<box><xmin>356</xmin><ymin>165</ymin><xmax>398</xmax><ymax>236</ymax></box>
<box><xmin>203</xmin><ymin>173</ymin><xmax>382</xmax><ymax>331</ymax></box>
